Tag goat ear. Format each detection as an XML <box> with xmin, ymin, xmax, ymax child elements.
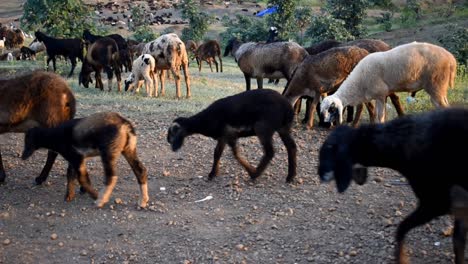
<box><xmin>335</xmin><ymin>144</ymin><xmax>353</xmax><ymax>193</ymax></box>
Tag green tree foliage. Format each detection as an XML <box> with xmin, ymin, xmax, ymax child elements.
<box><xmin>220</xmin><ymin>15</ymin><xmax>269</xmax><ymax>45</ymax></box>
<box><xmin>439</xmin><ymin>24</ymin><xmax>468</xmax><ymax>66</ymax></box>
<box><xmin>128</xmin><ymin>5</ymin><xmax>147</xmax><ymax>31</ymax></box>
<box><xmin>294</xmin><ymin>7</ymin><xmax>312</xmax><ymax>45</ymax></box>
<box><xmin>305</xmin><ymin>14</ymin><xmax>354</xmax><ymax>44</ymax></box>
<box><xmin>267</xmin><ymin>0</ymin><xmax>296</xmax><ymax>40</ymax></box>
<box><xmin>132</xmin><ymin>26</ymin><xmax>158</xmax><ymax>43</ymax></box>
<box><xmin>325</xmin><ymin>0</ymin><xmax>369</xmax><ymax>37</ymax></box>
<box><xmin>21</xmin><ymin>0</ymin><xmax>96</xmax><ymax>38</ymax></box>
<box><xmin>376</xmin><ymin>12</ymin><xmax>393</xmax><ymax>32</ymax></box>
<box><xmin>180</xmin><ymin>0</ymin><xmax>211</xmax><ymax>42</ymax></box>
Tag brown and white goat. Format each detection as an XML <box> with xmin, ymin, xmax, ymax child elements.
<box><xmin>22</xmin><ymin>112</ymin><xmax>149</xmax><ymax>208</ymax></box>
<box><xmin>0</xmin><ymin>71</ymin><xmax>76</xmax><ymax>184</ymax></box>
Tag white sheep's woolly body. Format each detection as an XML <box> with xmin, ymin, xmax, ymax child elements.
<box><xmin>125</xmin><ymin>54</ymin><xmax>156</xmax><ymax>96</ymax></box>
<box><xmin>321</xmin><ymin>42</ymin><xmax>457</xmax><ymax>123</ymax></box>
<box><xmin>235</xmin><ymin>41</ymin><xmax>306</xmax><ymax>79</ymax></box>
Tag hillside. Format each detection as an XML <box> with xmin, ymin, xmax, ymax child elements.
<box><xmin>1</xmin><ymin>0</ymin><xmax>467</xmax><ymax>47</ymax></box>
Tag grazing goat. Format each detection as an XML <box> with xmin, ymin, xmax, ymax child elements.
<box><xmin>0</xmin><ymin>71</ymin><xmax>76</xmax><ymax>184</ymax></box>
<box><xmin>168</xmin><ymin>89</ymin><xmax>297</xmax><ymax>183</ymax></box>
<box><xmin>34</xmin><ymin>31</ymin><xmax>84</xmax><ymax>78</ymax></box>
<box><xmin>143</xmin><ymin>33</ymin><xmax>191</xmax><ymax>98</ymax></box>
<box><xmin>83</xmin><ymin>29</ymin><xmax>131</xmax><ymax>72</ymax></box>
<box><xmin>224</xmin><ymin>38</ymin><xmax>308</xmax><ymax>90</ymax></box>
<box><xmin>79</xmin><ymin>37</ymin><xmax>122</xmax><ymax>92</ymax></box>
<box><xmin>282</xmin><ymin>46</ymin><xmax>370</xmax><ymax>129</ymax></box>
<box><xmin>19</xmin><ymin>46</ymin><xmax>36</xmax><ymax>60</ymax></box>
<box><xmin>194</xmin><ymin>40</ymin><xmax>223</xmax><ymax>72</ymax></box>
<box><xmin>22</xmin><ymin>112</ymin><xmax>149</xmax><ymax>208</ymax></box>
<box><xmin>318</xmin><ymin>107</ymin><xmax>468</xmax><ymax>264</ymax></box>
<box><xmin>321</xmin><ymin>42</ymin><xmax>456</xmax><ymax>124</ymax></box>
<box><xmin>124</xmin><ymin>54</ymin><xmax>157</xmax><ymax>97</ymax></box>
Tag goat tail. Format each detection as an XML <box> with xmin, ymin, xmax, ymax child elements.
<box><xmin>449</xmin><ymin>62</ymin><xmax>456</xmax><ymax>89</ymax></box>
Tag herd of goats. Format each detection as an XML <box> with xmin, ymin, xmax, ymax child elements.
<box><xmin>0</xmin><ymin>28</ymin><xmax>467</xmax><ymax>264</ymax></box>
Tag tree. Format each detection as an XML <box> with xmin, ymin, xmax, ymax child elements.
<box><xmin>220</xmin><ymin>14</ymin><xmax>269</xmax><ymax>45</ymax></box>
<box><xmin>325</xmin><ymin>0</ymin><xmax>369</xmax><ymax>37</ymax></box>
<box><xmin>305</xmin><ymin>14</ymin><xmax>354</xmax><ymax>44</ymax></box>
<box><xmin>267</xmin><ymin>0</ymin><xmax>296</xmax><ymax>40</ymax></box>
<box><xmin>180</xmin><ymin>0</ymin><xmax>211</xmax><ymax>42</ymax></box>
<box><xmin>294</xmin><ymin>7</ymin><xmax>312</xmax><ymax>45</ymax></box>
<box><xmin>21</xmin><ymin>0</ymin><xmax>97</xmax><ymax>38</ymax></box>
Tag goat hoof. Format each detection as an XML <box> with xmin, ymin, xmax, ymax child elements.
<box><xmin>64</xmin><ymin>194</ymin><xmax>75</xmax><ymax>202</ymax></box>
<box><xmin>34</xmin><ymin>177</ymin><xmax>45</xmax><ymax>185</ymax></box>
<box><xmin>79</xmin><ymin>186</ymin><xmax>86</xmax><ymax>194</ymax></box>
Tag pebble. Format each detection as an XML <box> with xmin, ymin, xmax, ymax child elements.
<box><xmin>115</xmin><ymin>198</ymin><xmax>123</xmax><ymax>204</ymax></box>
<box><xmin>236</xmin><ymin>244</ymin><xmax>246</xmax><ymax>251</ymax></box>
<box><xmin>349</xmin><ymin>250</ymin><xmax>357</xmax><ymax>256</ymax></box>
<box><xmin>80</xmin><ymin>250</ymin><xmax>87</xmax><ymax>256</ymax></box>
<box><xmin>50</xmin><ymin>233</ymin><xmax>58</xmax><ymax>240</ymax></box>
<box><xmin>58</xmin><ymin>242</ymin><xmax>64</xmax><ymax>247</ymax></box>
<box><xmin>3</xmin><ymin>239</ymin><xmax>11</xmax><ymax>245</ymax></box>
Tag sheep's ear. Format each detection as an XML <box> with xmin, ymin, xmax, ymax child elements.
<box><xmin>335</xmin><ymin>144</ymin><xmax>353</xmax><ymax>193</ymax></box>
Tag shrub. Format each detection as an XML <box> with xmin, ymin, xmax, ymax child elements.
<box><xmin>439</xmin><ymin>24</ymin><xmax>468</xmax><ymax>66</ymax></box>
<box><xmin>305</xmin><ymin>14</ymin><xmax>354</xmax><ymax>44</ymax></box>
<box><xmin>325</xmin><ymin>0</ymin><xmax>369</xmax><ymax>37</ymax></box>
<box><xmin>267</xmin><ymin>0</ymin><xmax>297</xmax><ymax>40</ymax></box>
<box><xmin>376</xmin><ymin>12</ymin><xmax>393</xmax><ymax>32</ymax></box>
<box><xmin>180</xmin><ymin>0</ymin><xmax>211</xmax><ymax>42</ymax></box>
<box><xmin>220</xmin><ymin>15</ymin><xmax>269</xmax><ymax>45</ymax></box>
<box><xmin>132</xmin><ymin>25</ymin><xmax>158</xmax><ymax>43</ymax></box>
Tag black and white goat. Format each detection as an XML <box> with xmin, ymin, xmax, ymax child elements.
<box><xmin>22</xmin><ymin>112</ymin><xmax>149</xmax><ymax>208</ymax></box>
<box><xmin>318</xmin><ymin>107</ymin><xmax>468</xmax><ymax>264</ymax></box>
<box><xmin>167</xmin><ymin>89</ymin><xmax>297</xmax><ymax>183</ymax></box>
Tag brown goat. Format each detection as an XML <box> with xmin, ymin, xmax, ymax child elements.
<box><xmin>22</xmin><ymin>112</ymin><xmax>149</xmax><ymax>208</ymax></box>
<box><xmin>194</xmin><ymin>40</ymin><xmax>223</xmax><ymax>72</ymax></box>
<box><xmin>283</xmin><ymin>46</ymin><xmax>370</xmax><ymax>129</ymax></box>
<box><xmin>79</xmin><ymin>37</ymin><xmax>122</xmax><ymax>92</ymax></box>
<box><xmin>0</xmin><ymin>71</ymin><xmax>76</xmax><ymax>184</ymax></box>
<box><xmin>0</xmin><ymin>27</ymin><xmax>24</xmax><ymax>49</ymax></box>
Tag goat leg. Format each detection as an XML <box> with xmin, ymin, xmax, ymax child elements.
<box><xmin>249</xmin><ymin>125</ymin><xmax>275</xmax><ymax>180</ymax></box>
<box><xmin>395</xmin><ymin>205</ymin><xmax>442</xmax><ymax>264</ymax></box>
<box><xmin>389</xmin><ymin>93</ymin><xmax>405</xmax><ymax>117</ymax></box>
<box><xmin>34</xmin><ymin>150</ymin><xmax>58</xmax><ymax>185</ymax></box>
<box><xmin>228</xmin><ymin>140</ymin><xmax>256</xmax><ymax>175</ymax></box>
<box><xmin>453</xmin><ymin>219</ymin><xmax>467</xmax><ymax>264</ymax></box>
<box><xmin>208</xmin><ymin>140</ymin><xmax>226</xmax><ymax>180</ymax></box>
<box><xmin>65</xmin><ymin>165</ymin><xmax>77</xmax><ymax>202</ymax></box>
<box><xmin>278</xmin><ymin>129</ymin><xmax>297</xmax><ymax>183</ymax></box>
<box><xmin>0</xmin><ymin>151</ymin><xmax>6</xmax><ymax>183</ymax></box>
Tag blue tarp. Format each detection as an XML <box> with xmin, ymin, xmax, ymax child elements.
<box><xmin>256</xmin><ymin>6</ymin><xmax>278</xmax><ymax>17</ymax></box>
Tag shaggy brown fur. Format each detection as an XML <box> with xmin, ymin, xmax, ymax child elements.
<box><xmin>22</xmin><ymin>112</ymin><xmax>149</xmax><ymax>208</ymax></box>
<box><xmin>283</xmin><ymin>46</ymin><xmax>370</xmax><ymax>129</ymax></box>
<box><xmin>79</xmin><ymin>37</ymin><xmax>122</xmax><ymax>92</ymax></box>
<box><xmin>0</xmin><ymin>71</ymin><xmax>76</xmax><ymax>184</ymax></box>
<box><xmin>143</xmin><ymin>33</ymin><xmax>191</xmax><ymax>98</ymax></box>
<box><xmin>194</xmin><ymin>40</ymin><xmax>223</xmax><ymax>73</ymax></box>
<box><xmin>0</xmin><ymin>27</ymin><xmax>25</xmax><ymax>49</ymax></box>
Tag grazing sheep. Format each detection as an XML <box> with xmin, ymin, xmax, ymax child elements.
<box><xmin>0</xmin><ymin>37</ymin><xmax>4</xmax><ymax>53</ymax></box>
<box><xmin>224</xmin><ymin>38</ymin><xmax>308</xmax><ymax>90</ymax></box>
<box><xmin>124</xmin><ymin>54</ymin><xmax>157</xmax><ymax>97</ymax></box>
<box><xmin>194</xmin><ymin>40</ymin><xmax>223</xmax><ymax>72</ymax></box>
<box><xmin>143</xmin><ymin>33</ymin><xmax>191</xmax><ymax>98</ymax></box>
<box><xmin>0</xmin><ymin>71</ymin><xmax>76</xmax><ymax>184</ymax></box>
<box><xmin>79</xmin><ymin>37</ymin><xmax>122</xmax><ymax>92</ymax></box>
<box><xmin>223</xmin><ymin>38</ymin><xmax>243</xmax><ymax>57</ymax></box>
<box><xmin>167</xmin><ymin>89</ymin><xmax>297</xmax><ymax>183</ymax></box>
<box><xmin>22</xmin><ymin>112</ymin><xmax>149</xmax><ymax>208</ymax></box>
<box><xmin>29</xmin><ymin>39</ymin><xmax>46</xmax><ymax>53</ymax></box>
<box><xmin>321</xmin><ymin>42</ymin><xmax>457</xmax><ymax>124</ymax></box>
<box><xmin>282</xmin><ymin>46</ymin><xmax>370</xmax><ymax>129</ymax></box>
<box><xmin>34</xmin><ymin>31</ymin><xmax>84</xmax><ymax>78</ymax></box>
<box><xmin>318</xmin><ymin>107</ymin><xmax>468</xmax><ymax>264</ymax></box>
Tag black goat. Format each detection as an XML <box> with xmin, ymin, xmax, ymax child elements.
<box><xmin>318</xmin><ymin>107</ymin><xmax>468</xmax><ymax>264</ymax></box>
<box><xmin>167</xmin><ymin>89</ymin><xmax>297</xmax><ymax>183</ymax></box>
<box><xmin>34</xmin><ymin>31</ymin><xmax>84</xmax><ymax>78</ymax></box>
<box><xmin>79</xmin><ymin>37</ymin><xmax>122</xmax><ymax>92</ymax></box>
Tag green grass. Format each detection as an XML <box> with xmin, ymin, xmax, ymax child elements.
<box><xmin>1</xmin><ymin>56</ymin><xmax>466</xmax><ymax>125</ymax></box>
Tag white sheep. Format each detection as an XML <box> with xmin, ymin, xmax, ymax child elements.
<box><xmin>320</xmin><ymin>42</ymin><xmax>457</xmax><ymax>124</ymax></box>
<box><xmin>124</xmin><ymin>54</ymin><xmax>157</xmax><ymax>97</ymax></box>
<box><xmin>0</xmin><ymin>37</ymin><xmax>5</xmax><ymax>53</ymax></box>
<box><xmin>6</xmin><ymin>53</ymin><xmax>13</xmax><ymax>61</ymax></box>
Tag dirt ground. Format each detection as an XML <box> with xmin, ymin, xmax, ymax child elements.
<box><xmin>0</xmin><ymin>79</ymin><xmax>462</xmax><ymax>264</ymax></box>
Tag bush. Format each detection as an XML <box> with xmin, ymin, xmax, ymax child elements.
<box><xmin>220</xmin><ymin>15</ymin><xmax>269</xmax><ymax>45</ymax></box>
<box><xmin>305</xmin><ymin>14</ymin><xmax>354</xmax><ymax>44</ymax></box>
<box><xmin>439</xmin><ymin>24</ymin><xmax>468</xmax><ymax>66</ymax></box>
<box><xmin>267</xmin><ymin>0</ymin><xmax>297</xmax><ymax>40</ymax></box>
<box><xmin>325</xmin><ymin>0</ymin><xmax>369</xmax><ymax>37</ymax></box>
<box><xmin>21</xmin><ymin>0</ymin><xmax>97</xmax><ymax>38</ymax></box>
<box><xmin>376</xmin><ymin>12</ymin><xmax>393</xmax><ymax>32</ymax></box>
<box><xmin>180</xmin><ymin>0</ymin><xmax>211</xmax><ymax>42</ymax></box>
<box><xmin>132</xmin><ymin>25</ymin><xmax>158</xmax><ymax>43</ymax></box>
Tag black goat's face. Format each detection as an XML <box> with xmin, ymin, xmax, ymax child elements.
<box><xmin>167</xmin><ymin>122</ymin><xmax>186</xmax><ymax>151</ymax></box>
<box><xmin>22</xmin><ymin>128</ymin><xmax>40</xmax><ymax>160</ymax></box>
<box><xmin>124</xmin><ymin>73</ymin><xmax>135</xmax><ymax>91</ymax></box>
<box><xmin>318</xmin><ymin>126</ymin><xmax>367</xmax><ymax>193</ymax></box>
